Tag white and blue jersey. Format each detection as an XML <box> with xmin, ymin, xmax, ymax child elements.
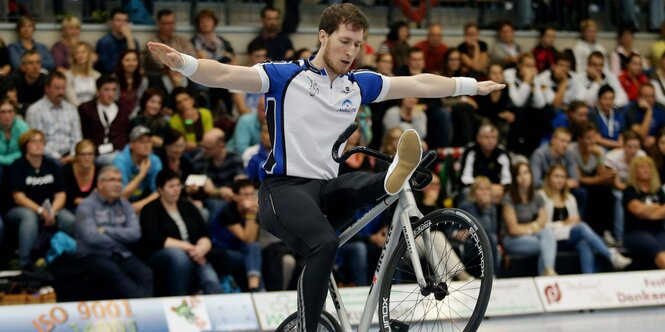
<box><xmin>254</xmin><ymin>58</ymin><xmax>390</xmax><ymax>180</ymax></box>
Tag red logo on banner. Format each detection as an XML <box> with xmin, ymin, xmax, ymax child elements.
<box><xmin>544</xmin><ymin>283</ymin><xmax>562</xmax><ymax>304</ymax></box>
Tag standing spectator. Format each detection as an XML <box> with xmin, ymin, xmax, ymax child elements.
<box><xmin>191</xmin><ymin>9</ymin><xmax>235</xmax><ymax>63</ymax></box>
<box><xmin>535</xmin><ymin>51</ymin><xmax>577</xmax><ymax>111</ymax></box>
<box><xmin>210</xmin><ymin>179</ymin><xmax>264</xmax><ymax>292</ymax></box>
<box><xmin>249</xmin><ymin>6</ymin><xmax>294</xmax><ymax>61</ymax></box>
<box><xmin>539</xmin><ymin>164</ymin><xmax>631</xmax><ymax>273</ymax></box>
<box><xmin>623</xmin><ymin>156</ymin><xmax>665</xmax><ymax>270</ymax></box>
<box><xmin>532</xmin><ymin>27</ymin><xmax>558</xmax><ymax>73</ymax></box>
<box><xmin>625</xmin><ymin>83</ymin><xmax>665</xmax><ymax>148</ymax></box>
<box><xmin>378</xmin><ymin>21</ymin><xmax>410</xmax><ymax>70</ymax></box>
<box><xmin>619</xmin><ymin>54</ymin><xmax>649</xmax><ymax>102</ymax></box>
<box><xmin>6</xmin><ymin>129</ymin><xmax>75</xmax><ymax>269</ymax></box>
<box><xmin>0</xmin><ymin>98</ymin><xmax>28</xmax><ymax>168</ymax></box>
<box><xmin>144</xmin><ymin>9</ymin><xmax>196</xmax><ymax>75</ymax></box>
<box><xmin>573</xmin><ymin>19</ymin><xmax>608</xmax><ymax>75</ymax></box>
<box><xmin>75</xmin><ymin>165</ymin><xmax>153</xmax><ymax>298</ymax></box>
<box><xmin>610</xmin><ymin>27</ymin><xmax>640</xmax><ymax>76</ymax></box>
<box><xmin>490</xmin><ymin>21</ymin><xmax>522</xmax><ymax>69</ymax></box>
<box><xmin>414</xmin><ymin>23</ymin><xmax>447</xmax><ymax>74</ymax></box>
<box><xmin>26</xmin><ymin>71</ymin><xmax>81</xmax><ymax>164</ymax></box>
<box><xmin>129</xmin><ymin>88</ymin><xmax>170</xmax><ymax>148</ymax></box>
<box><xmin>51</xmin><ymin>15</ymin><xmax>84</xmax><ymax>72</ymax></box>
<box><xmin>1</xmin><ymin>50</ymin><xmax>46</xmax><ymax>114</ymax></box>
<box><xmin>459</xmin><ymin>123</ymin><xmax>511</xmax><ymax>203</ymax></box>
<box><xmin>78</xmin><ymin>75</ymin><xmax>131</xmax><ymax>165</ymax></box>
<box><xmin>573</xmin><ymin>51</ymin><xmax>629</xmax><ymax>108</ymax></box>
<box><xmin>502</xmin><ymin>162</ymin><xmax>557</xmax><ymax>276</ymax></box>
<box><xmin>113</xmin><ymin>126</ymin><xmax>162</xmax><ymax>213</ymax></box>
<box><xmin>591</xmin><ymin>85</ymin><xmax>626</xmax><ymax>150</ymax></box>
<box><xmin>95</xmin><ymin>8</ymin><xmax>139</xmax><ymax>74</ymax></box>
<box><xmin>63</xmin><ymin>140</ymin><xmax>97</xmax><ymax>213</ymax></box>
<box><xmin>8</xmin><ymin>16</ymin><xmax>55</xmax><ymax>72</ymax></box>
<box><xmin>140</xmin><ymin>170</ymin><xmax>223</xmax><ymax>295</ymax></box>
<box><xmin>457</xmin><ymin>23</ymin><xmax>489</xmax><ymax>79</ymax></box>
<box><xmin>115</xmin><ymin>50</ymin><xmax>148</xmax><ymax>115</ymax></box>
<box><xmin>64</xmin><ymin>42</ymin><xmax>101</xmax><ymax>107</ymax></box>
<box><xmin>168</xmin><ymin>87</ymin><xmax>213</xmax><ymax>151</ymax></box>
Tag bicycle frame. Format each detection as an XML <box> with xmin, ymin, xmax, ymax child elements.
<box><xmin>329</xmin><ymin>183</ymin><xmax>443</xmax><ymax>332</ymax></box>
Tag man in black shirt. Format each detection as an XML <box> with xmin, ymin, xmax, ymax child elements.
<box><xmin>0</xmin><ymin>50</ymin><xmax>46</xmax><ymax>115</ymax></box>
<box><xmin>248</xmin><ymin>6</ymin><xmax>294</xmax><ymax>61</ymax></box>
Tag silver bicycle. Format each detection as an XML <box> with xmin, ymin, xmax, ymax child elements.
<box><xmin>276</xmin><ymin>123</ymin><xmax>494</xmax><ymax>332</ymax></box>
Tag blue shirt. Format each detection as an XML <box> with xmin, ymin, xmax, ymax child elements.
<box><xmin>246</xmin><ymin>144</ymin><xmax>269</xmax><ymax>182</ymax></box>
<box><xmin>113</xmin><ymin>145</ymin><xmax>162</xmax><ymax>201</ymax></box>
<box><xmin>529</xmin><ymin>143</ymin><xmax>579</xmax><ymax>188</ymax></box>
<box><xmin>227</xmin><ymin>113</ymin><xmax>261</xmax><ymax>154</ymax></box>
<box><xmin>95</xmin><ymin>33</ymin><xmax>140</xmax><ymax>74</ymax></box>
<box><xmin>8</xmin><ymin>40</ymin><xmax>55</xmax><ymax>72</ymax></box>
<box><xmin>624</xmin><ymin>101</ymin><xmax>665</xmax><ymax>136</ymax></box>
<box><xmin>254</xmin><ymin>57</ymin><xmax>390</xmax><ymax>180</ymax></box>
<box><xmin>592</xmin><ymin>107</ymin><xmax>625</xmax><ymax>141</ymax></box>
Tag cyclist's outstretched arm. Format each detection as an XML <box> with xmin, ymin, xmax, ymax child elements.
<box><xmin>147</xmin><ymin>42</ymin><xmax>263</xmax><ymax>93</ymax></box>
<box><xmin>384</xmin><ymin>74</ymin><xmax>505</xmax><ymax>100</ymax></box>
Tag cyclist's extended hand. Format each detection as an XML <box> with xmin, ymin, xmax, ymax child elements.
<box><xmin>147</xmin><ymin>42</ymin><xmax>185</xmax><ymax>71</ymax></box>
<box><xmin>476</xmin><ymin>80</ymin><xmax>506</xmax><ymax>95</ymax></box>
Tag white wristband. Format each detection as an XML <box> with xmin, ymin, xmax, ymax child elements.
<box><xmin>453</xmin><ymin>77</ymin><xmax>478</xmax><ymax>96</ymax></box>
<box><xmin>174</xmin><ymin>53</ymin><xmax>199</xmax><ymax>77</ymax></box>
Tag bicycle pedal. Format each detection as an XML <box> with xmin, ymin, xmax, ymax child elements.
<box><xmin>389</xmin><ymin>319</ymin><xmax>409</xmax><ymax>331</ymax></box>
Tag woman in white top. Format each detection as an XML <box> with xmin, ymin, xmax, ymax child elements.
<box><xmin>539</xmin><ymin>164</ymin><xmax>631</xmax><ymax>273</ymax></box>
<box><xmin>64</xmin><ymin>42</ymin><xmax>100</xmax><ymax>107</ymax></box>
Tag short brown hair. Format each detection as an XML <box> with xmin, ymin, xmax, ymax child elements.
<box><xmin>19</xmin><ymin>129</ymin><xmax>45</xmax><ymax>156</ymax></box>
<box><xmin>318</xmin><ymin>3</ymin><xmax>368</xmax><ymax>35</ymax></box>
<box><xmin>195</xmin><ymin>9</ymin><xmax>218</xmax><ymax>31</ymax></box>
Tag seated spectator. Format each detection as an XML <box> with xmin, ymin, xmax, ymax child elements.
<box><xmin>140</xmin><ymin>169</ymin><xmax>223</xmax><ymax>295</ymax></box>
<box><xmin>246</xmin><ymin>122</ymin><xmax>270</xmax><ymax>183</ymax></box>
<box><xmin>6</xmin><ymin>129</ymin><xmax>75</xmax><ymax>269</ymax></box>
<box><xmin>63</xmin><ymin>139</ymin><xmax>97</xmax><ymax>213</ymax></box>
<box><xmin>475</xmin><ymin>63</ymin><xmax>513</xmax><ymax>145</ymax></box>
<box><xmin>573</xmin><ymin>19</ymin><xmax>608</xmax><ymax>75</ymax></box>
<box><xmin>457</xmin><ymin>23</ymin><xmax>489</xmax><ymax>79</ymax></box>
<box><xmin>535</xmin><ymin>51</ymin><xmax>577</xmax><ymax>111</ymax></box>
<box><xmin>592</xmin><ymin>85</ymin><xmax>626</xmax><ymax>150</ymax></box>
<box><xmin>623</xmin><ymin>156</ymin><xmax>665</xmax><ymax>269</ymax></box>
<box><xmin>378</xmin><ymin>21</ymin><xmax>411</xmax><ymax>70</ymax></box>
<box><xmin>382</xmin><ymin>97</ymin><xmax>427</xmax><ymax>139</ymax></box>
<box><xmin>573</xmin><ymin>51</ymin><xmax>628</xmax><ymax>108</ymax></box>
<box><xmin>502</xmin><ymin>162</ymin><xmax>557</xmax><ymax>276</ymax></box>
<box><xmin>539</xmin><ymin>164</ymin><xmax>631</xmax><ymax>273</ymax></box>
<box><xmin>115</xmin><ymin>50</ymin><xmax>148</xmax><ymax>116</ymax></box>
<box><xmin>26</xmin><ymin>71</ymin><xmax>82</xmax><ymax>164</ymax></box>
<box><xmin>610</xmin><ymin>27</ymin><xmax>640</xmax><ymax>76</ymax></box>
<box><xmin>249</xmin><ymin>6</ymin><xmax>294</xmax><ymax>61</ymax></box>
<box><xmin>648</xmin><ymin>128</ymin><xmax>665</xmax><ymax>181</ymax></box>
<box><xmin>144</xmin><ymin>9</ymin><xmax>196</xmax><ymax>75</ymax></box>
<box><xmin>490</xmin><ymin>21</ymin><xmax>522</xmax><ymax>69</ymax></box>
<box><xmin>8</xmin><ymin>16</ymin><xmax>55</xmax><ymax>72</ymax></box>
<box><xmin>64</xmin><ymin>42</ymin><xmax>101</xmax><ymax>107</ymax></box>
<box><xmin>0</xmin><ymin>98</ymin><xmax>28</xmax><ymax>168</ymax></box>
<box><xmin>210</xmin><ymin>179</ymin><xmax>263</xmax><ymax>291</ymax></box>
<box><xmin>619</xmin><ymin>54</ymin><xmax>649</xmax><ymax>102</ymax></box>
<box><xmin>95</xmin><ymin>8</ymin><xmax>140</xmax><ymax>74</ymax></box>
<box><xmin>113</xmin><ymin>126</ymin><xmax>162</xmax><ymax>213</ymax></box>
<box><xmin>338</xmin><ymin>128</ymin><xmax>375</xmax><ymax>175</ymax></box>
<box><xmin>227</xmin><ymin>109</ymin><xmax>264</xmax><ymax>158</ymax></box>
<box><xmin>604</xmin><ymin>130</ymin><xmax>646</xmax><ymax>245</ymax></box>
<box><xmin>459</xmin><ymin>123</ymin><xmax>511</xmax><ymax>203</ymax></box>
<box><xmin>1</xmin><ymin>50</ymin><xmax>46</xmax><ymax>114</ymax></box>
<box><xmin>414</xmin><ymin>23</ymin><xmax>447</xmax><ymax>74</ymax></box>
<box><xmin>169</xmin><ymin>87</ymin><xmax>214</xmax><ymax>151</ymax></box>
<box><xmin>78</xmin><ymin>75</ymin><xmax>131</xmax><ymax>165</ymax></box>
<box><xmin>368</xmin><ymin>53</ymin><xmax>399</xmax><ymax>150</ymax></box>
<box><xmin>439</xmin><ymin>48</ymin><xmax>471</xmax><ymax>147</ymax></box>
<box><xmin>230</xmin><ymin>40</ymin><xmax>267</xmax><ymax>118</ymax></box>
<box><xmin>75</xmin><ymin>165</ymin><xmax>153</xmax><ymax>298</ymax></box>
<box><xmin>147</xmin><ymin>67</ymin><xmax>192</xmax><ymax>108</ymax></box>
<box><xmin>651</xmin><ymin>52</ymin><xmax>665</xmax><ymax>106</ymax></box>
<box><xmin>129</xmin><ymin>88</ymin><xmax>170</xmax><ymax>148</ymax></box>
<box><xmin>191</xmin><ymin>9</ymin><xmax>235</xmax><ymax>63</ymax></box>
<box><xmin>551</xmin><ymin>101</ymin><xmax>590</xmax><ymax>138</ymax></box>
<box><xmin>459</xmin><ymin>176</ymin><xmax>500</xmax><ymax>275</ymax></box>
<box><xmin>51</xmin><ymin>15</ymin><xmax>84</xmax><ymax>72</ymax></box>
<box><xmin>532</xmin><ymin>27</ymin><xmax>558</xmax><ymax>72</ymax></box>
<box><xmin>624</xmin><ymin>83</ymin><xmax>665</xmax><ymax>148</ymax></box>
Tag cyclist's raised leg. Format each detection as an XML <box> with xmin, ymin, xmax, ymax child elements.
<box><xmin>321</xmin><ymin>171</ymin><xmax>387</xmax><ymax>227</ymax></box>
<box><xmin>259</xmin><ymin>176</ymin><xmax>339</xmax><ymax>332</ymax></box>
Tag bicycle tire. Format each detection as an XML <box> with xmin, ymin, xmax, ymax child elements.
<box><xmin>377</xmin><ymin>208</ymin><xmax>493</xmax><ymax>332</ymax></box>
<box><xmin>275</xmin><ymin>310</ymin><xmax>342</xmax><ymax>332</ymax></box>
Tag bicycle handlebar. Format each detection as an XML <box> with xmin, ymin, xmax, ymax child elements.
<box><xmin>332</xmin><ymin>123</ymin><xmax>436</xmax><ymax>190</ymax></box>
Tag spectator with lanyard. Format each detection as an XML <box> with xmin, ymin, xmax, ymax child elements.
<box><xmin>147</xmin><ymin>3</ymin><xmax>503</xmax><ymax>330</ymax></box>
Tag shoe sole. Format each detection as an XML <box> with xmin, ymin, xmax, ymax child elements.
<box><xmin>385</xmin><ymin>129</ymin><xmax>422</xmax><ymax>195</ymax></box>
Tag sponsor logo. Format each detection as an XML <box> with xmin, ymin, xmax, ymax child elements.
<box><xmin>382</xmin><ymin>297</ymin><xmax>391</xmax><ymax>331</ymax></box>
<box><xmin>308</xmin><ymin>77</ymin><xmax>319</xmax><ymax>97</ymax></box>
<box><xmin>337</xmin><ymin>99</ymin><xmax>357</xmax><ymax>113</ymax></box>
<box><xmin>341</xmin><ymin>86</ymin><xmax>351</xmax><ymax>94</ymax></box>
<box><xmin>26</xmin><ymin>174</ymin><xmax>55</xmax><ymax>186</ymax></box>
<box><xmin>413</xmin><ymin>220</ymin><xmax>432</xmax><ymax>235</ymax></box>
<box><xmin>544</xmin><ymin>283</ymin><xmax>561</xmax><ymax>304</ymax></box>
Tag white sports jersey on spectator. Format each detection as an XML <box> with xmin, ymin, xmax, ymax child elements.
<box><xmin>254</xmin><ymin>58</ymin><xmax>390</xmax><ymax>180</ymax></box>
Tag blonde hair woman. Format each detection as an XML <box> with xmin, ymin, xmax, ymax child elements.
<box><xmin>539</xmin><ymin>164</ymin><xmax>631</xmax><ymax>273</ymax></box>
<box><xmin>51</xmin><ymin>15</ymin><xmax>83</xmax><ymax>71</ymax></box>
<box><xmin>624</xmin><ymin>156</ymin><xmax>665</xmax><ymax>269</ymax></box>
<box><xmin>64</xmin><ymin>42</ymin><xmax>101</xmax><ymax>106</ymax></box>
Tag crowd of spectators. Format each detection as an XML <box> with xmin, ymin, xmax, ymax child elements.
<box><xmin>0</xmin><ymin>4</ymin><xmax>665</xmax><ymax>301</ymax></box>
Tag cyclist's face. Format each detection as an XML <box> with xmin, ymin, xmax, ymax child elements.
<box><xmin>320</xmin><ymin>23</ymin><xmax>363</xmax><ymax>75</ymax></box>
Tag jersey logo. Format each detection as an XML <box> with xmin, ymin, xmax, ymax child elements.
<box><xmin>308</xmin><ymin>77</ymin><xmax>319</xmax><ymax>96</ymax></box>
<box><xmin>338</xmin><ymin>99</ymin><xmax>357</xmax><ymax>113</ymax></box>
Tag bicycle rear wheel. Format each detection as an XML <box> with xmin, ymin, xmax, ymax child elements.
<box><xmin>377</xmin><ymin>208</ymin><xmax>493</xmax><ymax>332</ymax></box>
<box><xmin>275</xmin><ymin>310</ymin><xmax>341</xmax><ymax>332</ymax></box>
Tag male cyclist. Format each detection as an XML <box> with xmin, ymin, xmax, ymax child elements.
<box><xmin>148</xmin><ymin>4</ymin><xmax>504</xmax><ymax>330</ymax></box>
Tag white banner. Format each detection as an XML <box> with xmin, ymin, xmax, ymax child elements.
<box><xmin>535</xmin><ymin>270</ymin><xmax>665</xmax><ymax>312</ymax></box>
<box><xmin>486</xmin><ymin>278</ymin><xmax>545</xmax><ymax>316</ymax></box>
<box><xmin>252</xmin><ymin>291</ymin><xmax>299</xmax><ymax>330</ymax></box>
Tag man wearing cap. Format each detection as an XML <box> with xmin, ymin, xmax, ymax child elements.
<box><xmin>113</xmin><ymin>125</ymin><xmax>162</xmax><ymax>213</ymax></box>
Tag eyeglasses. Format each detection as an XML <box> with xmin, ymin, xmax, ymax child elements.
<box><xmin>101</xmin><ymin>177</ymin><xmax>122</xmax><ymax>182</ymax></box>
